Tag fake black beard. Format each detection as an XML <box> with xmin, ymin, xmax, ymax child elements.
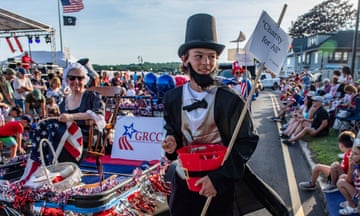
<box><xmin>187</xmin><ymin>64</ymin><xmax>215</xmax><ymax>90</ymax></box>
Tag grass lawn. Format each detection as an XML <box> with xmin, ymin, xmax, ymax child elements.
<box><xmin>306</xmin><ymin>129</ymin><xmax>341</xmax><ymax>165</ymax></box>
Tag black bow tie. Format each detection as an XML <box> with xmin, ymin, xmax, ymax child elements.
<box><xmin>183</xmin><ymin>99</ymin><xmax>208</xmax><ymax>112</ymax></box>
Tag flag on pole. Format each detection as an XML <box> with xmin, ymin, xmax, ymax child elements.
<box><xmin>61</xmin><ymin>0</ymin><xmax>84</xmax><ymax>13</ymax></box>
<box><xmin>63</xmin><ymin>16</ymin><xmax>77</xmax><ymax>26</ymax></box>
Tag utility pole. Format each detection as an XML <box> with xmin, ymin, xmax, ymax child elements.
<box><xmin>351</xmin><ymin>0</ymin><xmax>360</xmax><ymax>80</ymax></box>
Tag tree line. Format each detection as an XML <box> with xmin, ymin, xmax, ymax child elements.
<box><xmin>92</xmin><ymin>62</ymin><xmax>181</xmax><ymax>73</ymax></box>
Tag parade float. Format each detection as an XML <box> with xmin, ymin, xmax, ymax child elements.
<box><xmin>0</xmin><ymin>72</ymin><xmax>183</xmax><ymax>215</ymax></box>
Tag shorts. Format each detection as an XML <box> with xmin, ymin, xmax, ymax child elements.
<box><xmin>0</xmin><ymin>137</ymin><xmax>17</xmax><ymax>147</ymax></box>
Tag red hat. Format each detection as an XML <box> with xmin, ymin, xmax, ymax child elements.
<box><xmin>232</xmin><ymin>61</ymin><xmax>245</xmax><ymax>75</ymax></box>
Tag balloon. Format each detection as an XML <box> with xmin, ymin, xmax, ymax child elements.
<box><xmin>144</xmin><ymin>72</ymin><xmax>158</xmax><ymax>96</ymax></box>
<box><xmin>174</xmin><ymin>75</ymin><xmax>189</xmax><ymax>87</ymax></box>
<box><xmin>157</xmin><ymin>74</ymin><xmax>176</xmax><ymax>97</ymax></box>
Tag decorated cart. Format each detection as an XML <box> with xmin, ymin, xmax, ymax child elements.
<box><xmin>0</xmin><ymin>72</ymin><xmax>182</xmax><ymax>215</ymax></box>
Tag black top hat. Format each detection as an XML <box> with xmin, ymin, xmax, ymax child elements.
<box><xmin>178</xmin><ymin>13</ymin><xmax>225</xmax><ymax>57</ymax></box>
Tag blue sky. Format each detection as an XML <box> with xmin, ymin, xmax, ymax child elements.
<box><xmin>0</xmin><ymin>0</ymin><xmax>357</xmax><ymax>65</ymax></box>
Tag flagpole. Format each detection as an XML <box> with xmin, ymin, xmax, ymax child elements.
<box><xmin>57</xmin><ymin>0</ymin><xmax>64</xmax><ymax>53</ymax></box>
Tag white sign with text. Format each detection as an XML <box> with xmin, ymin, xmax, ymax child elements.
<box><xmin>111</xmin><ymin>116</ymin><xmax>164</xmax><ymax>161</ymax></box>
<box><xmin>245</xmin><ymin>11</ymin><xmax>292</xmax><ymax>74</ymax></box>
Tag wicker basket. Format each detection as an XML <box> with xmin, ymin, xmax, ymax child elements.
<box><xmin>31</xmin><ymin>139</ymin><xmax>82</xmax><ymax>192</ymax></box>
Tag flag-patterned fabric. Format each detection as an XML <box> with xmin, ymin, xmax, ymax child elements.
<box><xmin>17</xmin><ymin>120</ymin><xmax>83</xmax><ymax>186</ymax></box>
<box><xmin>61</xmin><ymin>0</ymin><xmax>84</xmax><ymax>13</ymax></box>
<box><xmin>30</xmin><ymin>119</ymin><xmax>83</xmax><ymax>164</ymax></box>
<box><xmin>62</xmin><ymin>121</ymin><xmax>83</xmax><ymax>160</ymax></box>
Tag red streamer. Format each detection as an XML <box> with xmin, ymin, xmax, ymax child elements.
<box><xmin>5</xmin><ymin>37</ymin><xmax>15</xmax><ymax>53</ymax></box>
<box><xmin>14</xmin><ymin>36</ymin><xmax>23</xmax><ymax>53</ymax></box>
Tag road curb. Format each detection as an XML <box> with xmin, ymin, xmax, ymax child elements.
<box><xmin>298</xmin><ymin>140</ymin><xmax>330</xmax><ymax>215</ymax></box>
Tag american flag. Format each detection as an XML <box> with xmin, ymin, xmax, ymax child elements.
<box><xmin>18</xmin><ymin>119</ymin><xmax>83</xmax><ymax>185</ymax></box>
<box><xmin>61</xmin><ymin>0</ymin><xmax>84</xmax><ymax>13</ymax></box>
<box><xmin>30</xmin><ymin>119</ymin><xmax>83</xmax><ymax>164</ymax></box>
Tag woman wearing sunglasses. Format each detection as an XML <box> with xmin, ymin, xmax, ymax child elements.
<box><xmin>57</xmin><ymin>63</ymin><xmax>105</xmax><ymax>162</ymax></box>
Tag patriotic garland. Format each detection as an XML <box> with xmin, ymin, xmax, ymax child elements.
<box><xmin>0</xmin><ymin>159</ymin><xmax>172</xmax><ymax>215</ymax></box>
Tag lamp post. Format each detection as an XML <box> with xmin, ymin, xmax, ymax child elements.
<box><xmin>138</xmin><ymin>56</ymin><xmax>143</xmax><ymax>70</ymax></box>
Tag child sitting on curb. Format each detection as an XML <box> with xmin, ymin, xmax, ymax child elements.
<box><xmin>336</xmin><ymin>137</ymin><xmax>360</xmax><ymax>215</ymax></box>
<box><xmin>298</xmin><ymin>130</ymin><xmax>355</xmax><ymax>191</ymax></box>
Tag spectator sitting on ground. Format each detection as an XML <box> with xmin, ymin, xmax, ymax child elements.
<box><xmin>336</xmin><ymin>137</ymin><xmax>360</xmax><ymax>215</ymax></box>
<box><xmin>272</xmin><ymin>86</ymin><xmax>302</xmax><ymax>122</ymax></box>
<box><xmin>283</xmin><ymin>96</ymin><xmax>329</xmax><ymax>145</ymax></box>
<box><xmin>283</xmin><ymin>92</ymin><xmax>317</xmax><ymax>138</ymax></box>
<box><xmin>298</xmin><ymin>130</ymin><xmax>355</xmax><ymax>191</ymax></box>
<box><xmin>281</xmin><ymin>93</ymin><xmax>314</xmax><ymax>139</ymax></box>
<box><xmin>0</xmin><ymin>115</ymin><xmax>31</xmax><ymax>159</ymax></box>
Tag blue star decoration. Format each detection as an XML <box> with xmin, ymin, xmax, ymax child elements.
<box><xmin>122</xmin><ymin>123</ymin><xmax>138</xmax><ymax>139</ymax></box>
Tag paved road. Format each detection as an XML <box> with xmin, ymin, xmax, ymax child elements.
<box><xmin>157</xmin><ymin>90</ymin><xmax>327</xmax><ymax>216</ymax></box>
<box><xmin>246</xmin><ymin>90</ymin><xmax>326</xmax><ymax>216</ymax></box>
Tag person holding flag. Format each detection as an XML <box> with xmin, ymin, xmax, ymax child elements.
<box><xmin>161</xmin><ymin>13</ymin><xmax>288</xmax><ymax>216</ymax></box>
<box><xmin>231</xmin><ymin>61</ymin><xmax>254</xmax><ymax>102</ymax></box>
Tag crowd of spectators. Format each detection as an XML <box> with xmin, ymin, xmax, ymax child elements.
<box><xmin>274</xmin><ymin>66</ymin><xmax>360</xmax><ymax>145</ymax></box>
<box><xmin>273</xmin><ymin>66</ymin><xmax>360</xmax><ymax>215</ymax></box>
<box><xmin>0</xmin><ymin>63</ymin><xmax>147</xmax><ymax>161</ymax></box>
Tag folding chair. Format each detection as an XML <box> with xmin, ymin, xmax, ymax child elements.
<box><xmin>87</xmin><ymin>86</ymin><xmax>123</xmax><ymax>156</ymax></box>
<box><xmin>336</xmin><ymin>97</ymin><xmax>360</xmax><ymax>133</ymax></box>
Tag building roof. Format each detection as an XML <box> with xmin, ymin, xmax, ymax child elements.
<box><xmin>320</xmin><ymin>30</ymin><xmax>360</xmax><ymax>49</ymax></box>
<box><xmin>0</xmin><ymin>8</ymin><xmax>54</xmax><ymax>37</ymax></box>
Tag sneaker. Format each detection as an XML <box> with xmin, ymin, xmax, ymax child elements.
<box><xmin>299</xmin><ymin>181</ymin><xmax>317</xmax><ymax>190</ymax></box>
<box><xmin>339</xmin><ymin>206</ymin><xmax>358</xmax><ymax>215</ymax></box>
<box><xmin>280</xmin><ymin>134</ymin><xmax>290</xmax><ymax>139</ymax></box>
<box><xmin>323</xmin><ymin>184</ymin><xmax>339</xmax><ymax>193</ymax></box>
<box><xmin>273</xmin><ymin>118</ymin><xmax>283</xmax><ymax>122</ymax></box>
<box><xmin>280</xmin><ymin>127</ymin><xmax>287</xmax><ymax>131</ymax></box>
<box><xmin>339</xmin><ymin>201</ymin><xmax>349</xmax><ymax>208</ymax></box>
<box><xmin>283</xmin><ymin>140</ymin><xmax>297</xmax><ymax>146</ymax></box>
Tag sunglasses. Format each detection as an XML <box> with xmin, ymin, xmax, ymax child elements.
<box><xmin>67</xmin><ymin>75</ymin><xmax>85</xmax><ymax>81</ymax></box>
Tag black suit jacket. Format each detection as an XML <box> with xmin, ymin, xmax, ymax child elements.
<box><xmin>163</xmin><ymin>85</ymin><xmax>289</xmax><ymax>215</ymax></box>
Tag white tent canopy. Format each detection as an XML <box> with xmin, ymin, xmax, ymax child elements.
<box><xmin>2</xmin><ymin>50</ymin><xmax>77</xmax><ymax>68</ymax></box>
